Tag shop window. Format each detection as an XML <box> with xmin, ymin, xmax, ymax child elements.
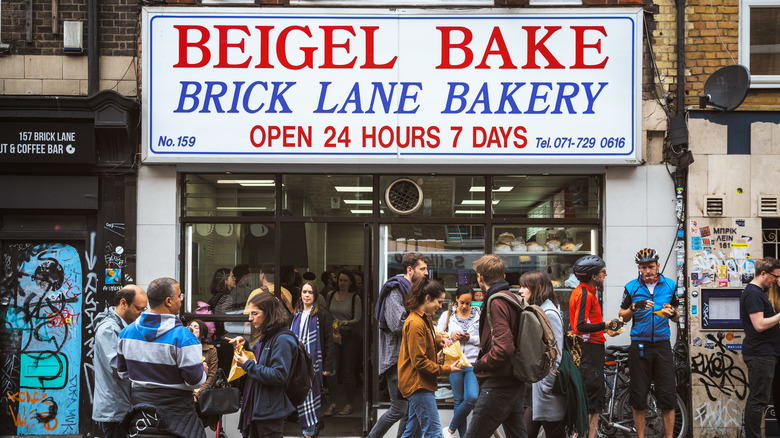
<box><xmin>379</xmin><ymin>175</ymin><xmax>486</xmax><ymax>218</ymax></box>
<box><xmin>740</xmin><ymin>0</ymin><xmax>780</xmax><ymax>88</ymax></box>
<box><xmin>1</xmin><ymin>214</ymin><xmax>88</xmax><ymax>232</ymax></box>
<box><xmin>491</xmin><ymin>175</ymin><xmax>600</xmax><ymax>218</ymax></box>
<box><xmin>763</xmin><ymin>218</ymin><xmax>780</xmax><ymax>258</ymax></box>
<box><xmin>183</xmin><ymin>222</ymin><xmax>276</xmax><ymax>315</ymax></box>
<box><xmin>288</xmin><ymin>0</ymin><xmax>491</xmax><ymax>5</ymax></box>
<box><xmin>282</xmin><ymin>175</ymin><xmax>374</xmax><ymax>217</ymax></box>
<box><xmin>184</xmin><ymin>174</ymin><xmax>275</xmax><ymax>217</ymax></box>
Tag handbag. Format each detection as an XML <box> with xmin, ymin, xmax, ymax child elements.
<box><xmin>198</xmin><ymin>369</ymin><xmax>240</xmax><ymax>415</ymax></box>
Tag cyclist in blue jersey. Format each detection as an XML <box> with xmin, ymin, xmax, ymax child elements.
<box><xmin>618</xmin><ymin>248</ymin><xmax>679</xmax><ymax>438</ymax></box>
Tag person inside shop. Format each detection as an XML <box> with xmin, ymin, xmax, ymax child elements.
<box><xmin>437</xmin><ymin>284</ymin><xmax>480</xmax><ymax>438</ymax></box>
<box><xmin>207</xmin><ymin>268</ymin><xmax>236</xmax><ymax>339</ymax></box>
<box><xmin>290</xmin><ymin>281</ymin><xmax>335</xmax><ymax>438</ymax></box>
<box><xmin>618</xmin><ymin>248</ymin><xmax>679</xmax><ymax>438</ymax></box>
<box><xmin>244</xmin><ymin>264</ymin><xmax>295</xmax><ymax>318</ymax></box>
<box><xmin>398</xmin><ymin>276</ymin><xmax>463</xmax><ymax>438</ymax></box>
<box><xmin>738</xmin><ymin>257</ymin><xmax>780</xmax><ymax>438</ymax></box>
<box><xmin>323</xmin><ymin>270</ymin><xmax>362</xmax><ymax>416</ymax></box>
<box><xmin>368</xmin><ymin>252</ymin><xmax>429</xmax><ymax>438</ymax></box>
<box><xmin>570</xmin><ymin>255</ymin><xmax>622</xmax><ymax>438</ymax></box>
<box><xmin>519</xmin><ymin>271</ymin><xmax>566</xmax><ymax>438</ymax></box>
<box><xmin>320</xmin><ymin>270</ymin><xmax>337</xmax><ymax>306</ymax></box>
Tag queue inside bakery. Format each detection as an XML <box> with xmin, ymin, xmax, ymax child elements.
<box><xmin>178</xmin><ymin>171</ymin><xmax>602</xmax><ymax>436</ymax></box>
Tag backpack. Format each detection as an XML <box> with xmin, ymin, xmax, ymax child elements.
<box><xmin>485</xmin><ymin>291</ymin><xmax>559</xmax><ymax>383</ymax></box>
<box><xmin>266</xmin><ymin>328</ymin><xmax>314</xmax><ymax>406</ymax></box>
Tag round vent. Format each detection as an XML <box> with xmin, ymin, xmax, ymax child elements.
<box><xmin>385</xmin><ymin>178</ymin><xmax>423</xmax><ymax>215</ymax></box>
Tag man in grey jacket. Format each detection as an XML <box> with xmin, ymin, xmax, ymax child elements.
<box><xmin>92</xmin><ymin>284</ymin><xmax>147</xmax><ymax>438</ymax></box>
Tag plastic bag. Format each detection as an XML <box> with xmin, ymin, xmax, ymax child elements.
<box><xmin>440</xmin><ymin>341</ymin><xmax>472</xmax><ymax>368</ymax></box>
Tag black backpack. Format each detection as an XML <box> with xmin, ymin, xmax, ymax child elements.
<box><xmin>266</xmin><ymin>328</ymin><xmax>314</xmax><ymax>406</ymax></box>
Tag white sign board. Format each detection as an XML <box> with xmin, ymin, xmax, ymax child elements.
<box><xmin>142</xmin><ymin>7</ymin><xmax>642</xmax><ymax>165</ymax></box>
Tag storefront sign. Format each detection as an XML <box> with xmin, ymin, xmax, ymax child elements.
<box><xmin>142</xmin><ymin>8</ymin><xmax>642</xmax><ymax>165</ymax></box>
<box><xmin>0</xmin><ymin>122</ymin><xmax>95</xmax><ymax>164</ymax></box>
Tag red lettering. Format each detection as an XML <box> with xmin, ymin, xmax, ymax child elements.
<box><xmin>173</xmin><ymin>25</ymin><xmax>211</xmax><ymax>68</ymax></box>
<box><xmin>320</xmin><ymin>26</ymin><xmax>357</xmax><ymax>69</ymax></box>
<box><xmin>360</xmin><ymin>26</ymin><xmax>397</xmax><ymax>69</ymax></box>
<box><xmin>571</xmin><ymin>26</ymin><xmax>608</xmax><ymax>69</ymax></box>
<box><xmin>475</xmin><ymin>27</ymin><xmax>518</xmax><ymax>69</ymax></box>
<box><xmin>436</xmin><ymin>26</ymin><xmax>473</xmax><ymax>69</ymax></box>
<box><xmin>277</xmin><ymin>26</ymin><xmax>316</xmax><ymax>70</ymax></box>
<box><xmin>522</xmin><ymin>26</ymin><xmax>565</xmax><ymax>69</ymax></box>
<box><xmin>253</xmin><ymin>26</ymin><xmax>274</xmax><ymax>68</ymax></box>
<box><xmin>214</xmin><ymin>25</ymin><xmax>251</xmax><ymax>68</ymax></box>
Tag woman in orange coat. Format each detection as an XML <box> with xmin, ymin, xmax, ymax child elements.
<box><xmin>397</xmin><ymin>277</ymin><xmax>463</xmax><ymax>438</ymax></box>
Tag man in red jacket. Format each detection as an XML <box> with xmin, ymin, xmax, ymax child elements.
<box><xmin>465</xmin><ymin>254</ymin><xmax>525</xmax><ymax>438</ymax></box>
<box><xmin>569</xmin><ymin>255</ymin><xmax>622</xmax><ymax>438</ymax></box>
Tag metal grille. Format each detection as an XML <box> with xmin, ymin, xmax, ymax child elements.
<box><xmin>385</xmin><ymin>179</ymin><xmax>422</xmax><ymax>215</ymax></box>
<box><xmin>706</xmin><ymin>197</ymin><xmax>723</xmax><ymax>216</ymax></box>
<box><xmin>763</xmin><ymin>225</ymin><xmax>780</xmax><ymax>259</ymax></box>
<box><xmin>760</xmin><ymin>196</ymin><xmax>779</xmax><ymax>216</ymax></box>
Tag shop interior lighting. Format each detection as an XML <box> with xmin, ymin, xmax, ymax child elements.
<box><xmin>469</xmin><ymin>186</ymin><xmax>513</xmax><ymax>192</ymax></box>
<box><xmin>455</xmin><ymin>210</ymin><xmax>485</xmax><ymax>214</ymax></box>
<box><xmin>344</xmin><ymin>199</ymin><xmax>372</xmax><ymax>205</ymax></box>
<box><xmin>350</xmin><ymin>209</ymin><xmax>374</xmax><ymax>214</ymax></box>
<box><xmin>335</xmin><ymin>186</ymin><xmax>373</xmax><ymax>192</ymax></box>
<box><xmin>461</xmin><ymin>200</ymin><xmax>499</xmax><ymax>205</ymax></box>
<box><xmin>216</xmin><ymin>206</ymin><xmax>268</xmax><ymax>211</ymax></box>
<box><xmin>216</xmin><ymin>179</ymin><xmax>275</xmax><ymax>187</ymax></box>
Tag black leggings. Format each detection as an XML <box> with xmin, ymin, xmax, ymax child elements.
<box><xmin>326</xmin><ymin>331</ymin><xmax>359</xmax><ymax>405</ymax></box>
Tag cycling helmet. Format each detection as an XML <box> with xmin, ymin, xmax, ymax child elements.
<box><xmin>635</xmin><ymin>248</ymin><xmax>659</xmax><ymax>264</ymax></box>
<box><xmin>573</xmin><ymin>255</ymin><xmax>606</xmax><ymax>281</ymax></box>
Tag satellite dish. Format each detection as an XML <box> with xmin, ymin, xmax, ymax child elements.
<box><xmin>699</xmin><ymin>65</ymin><xmax>750</xmax><ymax>111</ymax></box>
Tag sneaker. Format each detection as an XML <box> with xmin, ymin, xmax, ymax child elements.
<box><xmin>442</xmin><ymin>426</ymin><xmax>456</xmax><ymax>438</ymax></box>
<box><xmin>338</xmin><ymin>404</ymin><xmax>353</xmax><ymax>415</ymax></box>
<box><xmin>323</xmin><ymin>403</ymin><xmax>337</xmax><ymax>417</ymax></box>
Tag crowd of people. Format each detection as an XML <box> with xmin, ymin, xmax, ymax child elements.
<box><xmin>89</xmin><ymin>249</ymin><xmax>780</xmax><ymax>438</ymax></box>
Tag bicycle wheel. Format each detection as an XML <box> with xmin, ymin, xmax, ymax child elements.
<box><xmin>615</xmin><ymin>391</ymin><xmax>688</xmax><ymax>438</ymax></box>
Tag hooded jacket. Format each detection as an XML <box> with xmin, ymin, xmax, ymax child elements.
<box><xmin>117</xmin><ymin>313</ymin><xmax>206</xmax><ymax>391</ymax></box>
<box><xmin>92</xmin><ymin>307</ymin><xmax>131</xmax><ymax>422</ymax></box>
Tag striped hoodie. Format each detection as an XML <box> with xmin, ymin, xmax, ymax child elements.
<box><xmin>117</xmin><ymin>312</ymin><xmax>206</xmax><ymax>391</ymax></box>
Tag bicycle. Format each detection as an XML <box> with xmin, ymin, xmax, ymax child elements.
<box><xmin>597</xmin><ymin>345</ymin><xmax>689</xmax><ymax>438</ymax></box>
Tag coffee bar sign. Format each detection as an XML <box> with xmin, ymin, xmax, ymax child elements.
<box><xmin>0</xmin><ymin>122</ymin><xmax>96</xmax><ymax>164</ymax></box>
<box><xmin>142</xmin><ymin>7</ymin><xmax>642</xmax><ymax>165</ymax></box>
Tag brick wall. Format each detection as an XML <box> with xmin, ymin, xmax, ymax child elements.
<box><xmin>685</xmin><ymin>0</ymin><xmax>780</xmax><ymax>109</ymax></box>
<box><xmin>0</xmin><ymin>0</ymin><xmax>138</xmax><ymax>56</ymax></box>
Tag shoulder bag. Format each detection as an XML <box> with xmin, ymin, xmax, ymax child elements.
<box><xmin>198</xmin><ymin>369</ymin><xmax>240</xmax><ymax>415</ymax></box>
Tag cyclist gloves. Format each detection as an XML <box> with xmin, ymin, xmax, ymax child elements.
<box><xmin>633</xmin><ymin>299</ymin><xmax>648</xmax><ymax>310</ymax></box>
<box><xmin>607</xmin><ymin>319</ymin><xmax>624</xmax><ymax>331</ymax></box>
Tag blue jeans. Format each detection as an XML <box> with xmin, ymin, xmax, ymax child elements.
<box><xmin>448</xmin><ymin>368</ymin><xmax>479</xmax><ymax>436</ymax></box>
<box><xmin>744</xmin><ymin>355</ymin><xmax>776</xmax><ymax>438</ymax></box>
<box><xmin>465</xmin><ymin>379</ymin><xmax>527</xmax><ymax>438</ymax></box>
<box><xmin>401</xmin><ymin>390</ymin><xmax>442</xmax><ymax>438</ymax></box>
<box><xmin>368</xmin><ymin>367</ymin><xmax>412</xmax><ymax>438</ymax></box>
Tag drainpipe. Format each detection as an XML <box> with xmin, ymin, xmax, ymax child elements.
<box><xmin>88</xmin><ymin>0</ymin><xmax>98</xmax><ymax>95</ymax></box>
<box><xmin>676</xmin><ymin>0</ymin><xmax>686</xmax><ymax>116</ymax></box>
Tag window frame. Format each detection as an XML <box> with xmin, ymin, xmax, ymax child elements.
<box><xmin>739</xmin><ymin>0</ymin><xmax>780</xmax><ymax>88</ymax></box>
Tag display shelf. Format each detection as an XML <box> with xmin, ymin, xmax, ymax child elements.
<box><xmin>493</xmin><ymin>250</ymin><xmax>592</xmax><ymax>256</ymax></box>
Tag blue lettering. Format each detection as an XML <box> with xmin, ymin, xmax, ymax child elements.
<box><xmin>338</xmin><ymin>82</ymin><xmax>364</xmax><ymax>114</ymax></box>
<box><xmin>366</xmin><ymin>82</ymin><xmax>397</xmax><ymax>114</ymax></box>
<box><xmin>551</xmin><ymin>82</ymin><xmax>579</xmax><ymax>114</ymax></box>
<box><xmin>314</xmin><ymin>82</ymin><xmax>337</xmax><ymax>113</ymax></box>
<box><xmin>396</xmin><ymin>82</ymin><xmax>422</xmax><ymax>114</ymax></box>
<box><xmin>228</xmin><ymin>81</ymin><xmax>245</xmax><ymax>113</ymax></box>
<box><xmin>442</xmin><ymin>82</ymin><xmax>469</xmax><ymax>114</ymax></box>
<box><xmin>266</xmin><ymin>81</ymin><xmax>295</xmax><ymax>113</ymax></box>
<box><xmin>175</xmin><ymin>81</ymin><xmax>201</xmax><ymax>113</ymax></box>
<box><xmin>583</xmin><ymin>82</ymin><xmax>608</xmax><ymax>114</ymax></box>
<box><xmin>200</xmin><ymin>81</ymin><xmax>228</xmax><ymax>113</ymax></box>
<box><xmin>243</xmin><ymin>81</ymin><xmax>267</xmax><ymax>114</ymax></box>
<box><xmin>526</xmin><ymin>82</ymin><xmax>553</xmax><ymax>114</ymax></box>
<box><xmin>495</xmin><ymin>82</ymin><xmax>525</xmax><ymax>114</ymax></box>
<box><xmin>467</xmin><ymin>82</ymin><xmax>492</xmax><ymax>114</ymax></box>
